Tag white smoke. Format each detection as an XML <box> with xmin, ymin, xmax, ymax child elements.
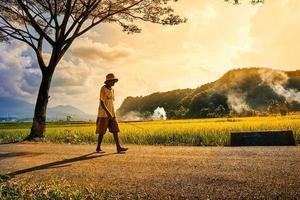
<box><xmin>151</xmin><ymin>107</ymin><xmax>167</xmax><ymax>120</ymax></box>
<box><xmin>259</xmin><ymin>69</ymin><xmax>300</xmax><ymax>103</ymax></box>
<box><xmin>120</xmin><ymin>107</ymin><xmax>167</xmax><ymax>121</ymax></box>
<box><xmin>120</xmin><ymin>111</ymin><xmax>144</xmax><ymax>121</ymax></box>
<box><xmin>227</xmin><ymin>91</ymin><xmax>250</xmax><ymax>114</ymax></box>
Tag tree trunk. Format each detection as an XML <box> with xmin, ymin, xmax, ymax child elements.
<box><xmin>27</xmin><ymin>69</ymin><xmax>54</xmax><ymax>139</ymax></box>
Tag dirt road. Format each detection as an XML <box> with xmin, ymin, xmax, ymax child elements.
<box><xmin>0</xmin><ymin>143</ymin><xmax>299</xmax><ymax>199</ymax></box>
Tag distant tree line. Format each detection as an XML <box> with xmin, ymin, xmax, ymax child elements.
<box><xmin>118</xmin><ymin>92</ymin><xmax>300</xmax><ymax>119</ymax></box>
<box><xmin>117</xmin><ymin>68</ymin><xmax>300</xmax><ymax>119</ymax></box>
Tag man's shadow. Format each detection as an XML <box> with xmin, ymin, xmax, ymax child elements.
<box><xmin>5</xmin><ymin>152</ymin><xmax>116</xmax><ymax>177</ymax></box>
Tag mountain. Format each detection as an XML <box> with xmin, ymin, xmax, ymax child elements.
<box><xmin>0</xmin><ymin>97</ymin><xmax>95</xmax><ymax>121</ymax></box>
<box><xmin>47</xmin><ymin>105</ymin><xmax>94</xmax><ymax>121</ymax></box>
<box><xmin>117</xmin><ymin>68</ymin><xmax>300</xmax><ymax>119</ymax></box>
<box><xmin>0</xmin><ymin>97</ymin><xmax>34</xmax><ymax>119</ymax></box>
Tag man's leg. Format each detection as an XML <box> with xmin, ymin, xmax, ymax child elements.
<box><xmin>113</xmin><ymin>132</ymin><xmax>121</xmax><ymax>149</ymax></box>
<box><xmin>96</xmin><ymin>117</ymin><xmax>108</xmax><ymax>152</ymax></box>
<box><xmin>113</xmin><ymin>133</ymin><xmax>128</xmax><ymax>153</ymax></box>
<box><xmin>96</xmin><ymin>134</ymin><xmax>104</xmax><ymax>152</ymax></box>
<box><xmin>110</xmin><ymin>118</ymin><xmax>128</xmax><ymax>153</ymax></box>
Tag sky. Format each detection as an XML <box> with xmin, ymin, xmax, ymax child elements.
<box><xmin>0</xmin><ymin>0</ymin><xmax>300</xmax><ymax>115</ymax></box>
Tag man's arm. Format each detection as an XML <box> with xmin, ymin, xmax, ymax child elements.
<box><xmin>100</xmin><ymin>100</ymin><xmax>113</xmax><ymax>119</ymax></box>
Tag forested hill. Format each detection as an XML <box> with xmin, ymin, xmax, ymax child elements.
<box><xmin>117</xmin><ymin>68</ymin><xmax>300</xmax><ymax>120</ymax></box>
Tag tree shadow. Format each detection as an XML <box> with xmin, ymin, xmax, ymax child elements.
<box><xmin>0</xmin><ymin>152</ymin><xmax>44</xmax><ymax>161</ymax></box>
<box><xmin>0</xmin><ymin>141</ymin><xmax>21</xmax><ymax>146</ymax></box>
<box><xmin>6</xmin><ymin>152</ymin><xmax>116</xmax><ymax>177</ymax></box>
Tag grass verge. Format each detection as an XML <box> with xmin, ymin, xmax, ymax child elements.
<box><xmin>0</xmin><ymin>115</ymin><xmax>299</xmax><ymax>146</ymax></box>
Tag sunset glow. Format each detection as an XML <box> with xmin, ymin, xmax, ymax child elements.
<box><xmin>1</xmin><ymin>0</ymin><xmax>299</xmax><ymax>114</ymax></box>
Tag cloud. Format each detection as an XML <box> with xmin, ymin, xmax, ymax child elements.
<box><xmin>19</xmin><ymin>68</ymin><xmax>41</xmax><ymax>94</ymax></box>
<box><xmin>70</xmin><ymin>37</ymin><xmax>131</xmax><ymax>62</ymax></box>
<box><xmin>52</xmin><ymin>59</ymin><xmax>91</xmax><ymax>88</ymax></box>
<box><xmin>0</xmin><ymin>41</ymin><xmax>37</xmax><ymax>100</ymax></box>
<box><xmin>0</xmin><ymin>41</ymin><xmax>96</xmax><ymax>112</ymax></box>
<box><xmin>234</xmin><ymin>0</ymin><xmax>300</xmax><ymax>70</ymax></box>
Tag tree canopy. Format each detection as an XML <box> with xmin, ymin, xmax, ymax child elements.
<box><xmin>0</xmin><ymin>0</ymin><xmax>186</xmax><ymax>70</ymax></box>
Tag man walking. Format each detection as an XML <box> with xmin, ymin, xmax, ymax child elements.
<box><xmin>96</xmin><ymin>73</ymin><xmax>128</xmax><ymax>153</ymax></box>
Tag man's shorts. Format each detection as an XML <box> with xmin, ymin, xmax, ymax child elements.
<box><xmin>96</xmin><ymin>117</ymin><xmax>120</xmax><ymax>135</ymax></box>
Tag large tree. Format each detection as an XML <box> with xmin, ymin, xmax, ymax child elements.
<box><xmin>0</xmin><ymin>0</ymin><xmax>186</xmax><ymax>139</ymax></box>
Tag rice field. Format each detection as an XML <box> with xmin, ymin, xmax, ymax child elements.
<box><xmin>0</xmin><ymin>115</ymin><xmax>300</xmax><ymax>146</ymax></box>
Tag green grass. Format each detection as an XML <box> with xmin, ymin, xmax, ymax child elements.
<box><xmin>0</xmin><ymin>176</ymin><xmax>140</xmax><ymax>200</ymax></box>
<box><xmin>0</xmin><ymin>115</ymin><xmax>300</xmax><ymax>146</ymax></box>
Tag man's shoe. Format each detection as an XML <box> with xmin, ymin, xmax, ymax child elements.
<box><xmin>117</xmin><ymin>147</ymin><xmax>128</xmax><ymax>153</ymax></box>
<box><xmin>96</xmin><ymin>148</ymin><xmax>103</xmax><ymax>153</ymax></box>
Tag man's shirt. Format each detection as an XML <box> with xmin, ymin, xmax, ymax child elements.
<box><xmin>98</xmin><ymin>85</ymin><xmax>116</xmax><ymax>118</ymax></box>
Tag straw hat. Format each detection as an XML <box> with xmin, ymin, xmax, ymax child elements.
<box><xmin>105</xmin><ymin>73</ymin><xmax>118</xmax><ymax>84</ymax></box>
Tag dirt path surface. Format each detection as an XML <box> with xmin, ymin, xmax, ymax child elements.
<box><xmin>0</xmin><ymin>143</ymin><xmax>299</xmax><ymax>199</ymax></box>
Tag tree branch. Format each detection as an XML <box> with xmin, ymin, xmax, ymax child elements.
<box><xmin>75</xmin><ymin>0</ymin><xmax>144</xmax><ymax>38</ymax></box>
<box><xmin>16</xmin><ymin>0</ymin><xmax>55</xmax><ymax>46</ymax></box>
<box><xmin>59</xmin><ymin>0</ymin><xmax>73</xmax><ymax>41</ymax></box>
